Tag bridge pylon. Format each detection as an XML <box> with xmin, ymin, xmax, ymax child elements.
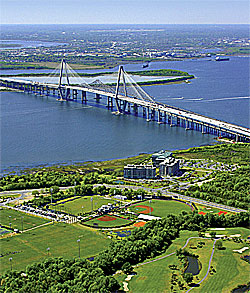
<box><xmin>58</xmin><ymin>59</ymin><xmax>71</xmax><ymax>100</ymax></box>
<box><xmin>114</xmin><ymin>66</ymin><xmax>128</xmax><ymax>114</ymax></box>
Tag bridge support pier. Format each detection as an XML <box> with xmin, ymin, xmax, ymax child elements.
<box><xmin>158</xmin><ymin>110</ymin><xmax>162</xmax><ymax>124</ymax></box>
<box><xmin>73</xmin><ymin>89</ymin><xmax>78</xmax><ymax>100</ymax></box>
<box><xmin>46</xmin><ymin>87</ymin><xmax>50</xmax><ymax>96</ymax></box>
<box><xmin>133</xmin><ymin>103</ymin><xmax>138</xmax><ymax>115</ymax></box>
<box><xmin>81</xmin><ymin>91</ymin><xmax>87</xmax><ymax>103</ymax></box>
<box><xmin>146</xmin><ymin>107</ymin><xmax>150</xmax><ymax>121</ymax></box>
<box><xmin>201</xmin><ymin>124</ymin><xmax>206</xmax><ymax>134</ymax></box>
<box><xmin>151</xmin><ymin>109</ymin><xmax>155</xmax><ymax>120</ymax></box>
<box><xmin>127</xmin><ymin>102</ymin><xmax>130</xmax><ymax>113</ymax></box>
<box><xmin>107</xmin><ymin>96</ymin><xmax>113</xmax><ymax>109</ymax></box>
<box><xmin>95</xmin><ymin>93</ymin><xmax>101</xmax><ymax>102</ymax></box>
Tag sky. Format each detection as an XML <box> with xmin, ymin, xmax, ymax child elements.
<box><xmin>1</xmin><ymin>0</ymin><xmax>249</xmax><ymax>25</ymax></box>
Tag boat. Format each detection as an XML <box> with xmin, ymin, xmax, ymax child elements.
<box><xmin>215</xmin><ymin>56</ymin><xmax>230</xmax><ymax>61</ymax></box>
<box><xmin>142</xmin><ymin>61</ymin><xmax>150</xmax><ymax>68</ymax></box>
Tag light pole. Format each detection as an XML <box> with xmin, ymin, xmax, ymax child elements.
<box><xmin>81</xmin><ymin>206</ymin><xmax>84</xmax><ymax>215</ymax></box>
<box><xmin>21</xmin><ymin>216</ymin><xmax>24</xmax><ymax>232</ymax></box>
<box><xmin>9</xmin><ymin>257</ymin><xmax>12</xmax><ymax>271</ymax></box>
<box><xmin>50</xmin><ymin>188</ymin><xmax>53</xmax><ymax>207</ymax></box>
<box><xmin>47</xmin><ymin>247</ymin><xmax>50</xmax><ymax>257</ymax></box>
<box><xmin>77</xmin><ymin>239</ymin><xmax>80</xmax><ymax>259</ymax></box>
<box><xmin>91</xmin><ymin>197</ymin><xmax>93</xmax><ymax>212</ymax></box>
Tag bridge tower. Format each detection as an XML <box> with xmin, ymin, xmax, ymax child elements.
<box><xmin>58</xmin><ymin>59</ymin><xmax>71</xmax><ymax>100</ymax></box>
<box><xmin>115</xmin><ymin>66</ymin><xmax>128</xmax><ymax>113</ymax></box>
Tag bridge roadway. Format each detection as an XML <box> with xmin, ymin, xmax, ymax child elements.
<box><xmin>1</xmin><ymin>77</ymin><xmax>250</xmax><ymax>140</ymax></box>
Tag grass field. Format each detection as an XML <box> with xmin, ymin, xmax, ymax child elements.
<box><xmin>84</xmin><ymin>215</ymin><xmax>133</xmax><ymax>228</ymax></box>
<box><xmin>198</xmin><ymin>240</ymin><xmax>250</xmax><ymax>293</ymax></box>
<box><xmin>50</xmin><ymin>195</ymin><xmax>119</xmax><ymax>215</ymax></box>
<box><xmin>129</xmin><ymin>200</ymin><xmax>192</xmax><ymax>217</ymax></box>
<box><xmin>128</xmin><ymin>231</ymin><xmax>199</xmax><ymax>292</ymax></box>
<box><xmin>196</xmin><ymin>204</ymin><xmax>233</xmax><ymax>216</ymax></box>
<box><xmin>0</xmin><ymin>223</ymin><xmax>110</xmax><ymax>274</ymax></box>
<box><xmin>0</xmin><ymin>208</ymin><xmax>50</xmax><ymax>231</ymax></box>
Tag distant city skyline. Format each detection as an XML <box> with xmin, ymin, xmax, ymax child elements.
<box><xmin>1</xmin><ymin>0</ymin><xmax>249</xmax><ymax>25</ymax></box>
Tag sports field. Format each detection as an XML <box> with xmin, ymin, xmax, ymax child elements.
<box><xmin>129</xmin><ymin>199</ymin><xmax>192</xmax><ymax>217</ymax></box>
<box><xmin>84</xmin><ymin>215</ymin><xmax>133</xmax><ymax>228</ymax></box>
<box><xmin>0</xmin><ymin>222</ymin><xmax>110</xmax><ymax>274</ymax></box>
<box><xmin>0</xmin><ymin>208</ymin><xmax>50</xmax><ymax>231</ymax></box>
<box><xmin>196</xmin><ymin>204</ymin><xmax>233</xmax><ymax>216</ymax></box>
<box><xmin>50</xmin><ymin>195</ymin><xmax>119</xmax><ymax>215</ymax></box>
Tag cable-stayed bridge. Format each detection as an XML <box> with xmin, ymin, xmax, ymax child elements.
<box><xmin>1</xmin><ymin>59</ymin><xmax>249</xmax><ymax>142</ymax></box>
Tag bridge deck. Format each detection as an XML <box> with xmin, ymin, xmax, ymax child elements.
<box><xmin>1</xmin><ymin>77</ymin><xmax>249</xmax><ymax>138</ymax></box>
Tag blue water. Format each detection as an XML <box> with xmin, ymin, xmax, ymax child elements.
<box><xmin>1</xmin><ymin>57</ymin><xmax>249</xmax><ymax>173</ymax></box>
<box><xmin>184</xmin><ymin>256</ymin><xmax>200</xmax><ymax>275</ymax></box>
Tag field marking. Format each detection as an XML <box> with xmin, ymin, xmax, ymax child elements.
<box><xmin>22</xmin><ymin>221</ymin><xmax>53</xmax><ymax>233</ymax></box>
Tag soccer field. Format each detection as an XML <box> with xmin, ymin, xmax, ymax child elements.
<box><xmin>51</xmin><ymin>195</ymin><xmax>119</xmax><ymax>215</ymax></box>
<box><xmin>0</xmin><ymin>208</ymin><xmax>50</xmax><ymax>231</ymax></box>
<box><xmin>0</xmin><ymin>222</ymin><xmax>110</xmax><ymax>274</ymax></box>
<box><xmin>129</xmin><ymin>199</ymin><xmax>192</xmax><ymax>217</ymax></box>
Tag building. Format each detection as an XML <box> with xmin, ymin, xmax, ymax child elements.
<box><xmin>159</xmin><ymin>156</ymin><xmax>180</xmax><ymax>176</ymax></box>
<box><xmin>124</xmin><ymin>164</ymin><xmax>156</xmax><ymax>179</ymax></box>
<box><xmin>152</xmin><ymin>150</ymin><xmax>173</xmax><ymax>166</ymax></box>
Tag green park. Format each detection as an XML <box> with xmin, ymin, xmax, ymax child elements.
<box><xmin>0</xmin><ymin>143</ymin><xmax>249</xmax><ymax>292</ymax></box>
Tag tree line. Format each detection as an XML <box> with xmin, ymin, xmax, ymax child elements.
<box><xmin>183</xmin><ymin>165</ymin><xmax>249</xmax><ymax>209</ymax></box>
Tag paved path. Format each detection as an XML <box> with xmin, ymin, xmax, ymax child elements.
<box><xmin>185</xmin><ymin>239</ymin><xmax>218</xmax><ymax>292</ymax></box>
<box><xmin>125</xmin><ymin>237</ymin><xmax>216</xmax><ymax>292</ymax></box>
<box><xmin>135</xmin><ymin>237</ymin><xmax>210</xmax><ymax>268</ymax></box>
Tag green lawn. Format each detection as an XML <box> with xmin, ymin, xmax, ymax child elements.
<box><xmin>129</xmin><ymin>231</ymin><xmax>199</xmax><ymax>292</ymax></box>
<box><xmin>84</xmin><ymin>215</ymin><xmax>133</xmax><ymax>228</ymax></box>
<box><xmin>0</xmin><ymin>222</ymin><xmax>110</xmax><ymax>274</ymax></box>
<box><xmin>51</xmin><ymin>195</ymin><xmax>119</xmax><ymax>215</ymax></box>
<box><xmin>128</xmin><ymin>229</ymin><xmax>250</xmax><ymax>293</ymax></box>
<box><xmin>198</xmin><ymin>240</ymin><xmax>250</xmax><ymax>293</ymax></box>
<box><xmin>129</xmin><ymin>200</ymin><xmax>192</xmax><ymax>217</ymax></box>
<box><xmin>0</xmin><ymin>208</ymin><xmax>50</xmax><ymax>231</ymax></box>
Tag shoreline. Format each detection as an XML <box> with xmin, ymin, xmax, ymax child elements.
<box><xmin>0</xmin><ymin>54</ymin><xmax>249</xmax><ymax>71</ymax></box>
<box><xmin>0</xmin><ymin>141</ymin><xmax>219</xmax><ymax>176</ymax></box>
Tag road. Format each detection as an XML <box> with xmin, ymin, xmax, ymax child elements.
<box><xmin>94</xmin><ymin>184</ymin><xmax>248</xmax><ymax>213</ymax></box>
<box><xmin>1</xmin><ymin>183</ymin><xmax>247</xmax><ymax>216</ymax></box>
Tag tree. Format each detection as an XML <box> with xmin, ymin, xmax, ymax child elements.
<box><xmin>210</xmin><ymin>231</ymin><xmax>216</xmax><ymax>239</ymax></box>
<box><xmin>183</xmin><ymin>273</ymin><xmax>193</xmax><ymax>284</ymax></box>
<box><xmin>215</xmin><ymin>240</ymin><xmax>223</xmax><ymax>250</ymax></box>
<box><xmin>121</xmin><ymin>262</ymin><xmax>133</xmax><ymax>274</ymax></box>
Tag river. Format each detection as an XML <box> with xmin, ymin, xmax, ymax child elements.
<box><xmin>1</xmin><ymin>57</ymin><xmax>249</xmax><ymax>174</ymax></box>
